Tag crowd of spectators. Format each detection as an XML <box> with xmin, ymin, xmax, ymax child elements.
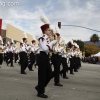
<box><xmin>82</xmin><ymin>56</ymin><xmax>100</xmax><ymax>64</ymax></box>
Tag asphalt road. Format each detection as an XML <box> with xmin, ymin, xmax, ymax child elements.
<box><xmin>0</xmin><ymin>62</ymin><xmax>100</xmax><ymax>100</ymax></box>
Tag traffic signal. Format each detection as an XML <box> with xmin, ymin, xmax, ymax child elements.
<box><xmin>58</xmin><ymin>22</ymin><xmax>61</xmax><ymax>29</ymax></box>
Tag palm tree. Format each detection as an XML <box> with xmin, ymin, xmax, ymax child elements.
<box><xmin>90</xmin><ymin>34</ymin><xmax>99</xmax><ymax>43</ymax></box>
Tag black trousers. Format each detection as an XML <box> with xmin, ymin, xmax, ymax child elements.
<box><xmin>6</xmin><ymin>52</ymin><xmax>9</xmax><ymax>64</ymax></box>
<box><xmin>60</xmin><ymin>57</ymin><xmax>68</xmax><ymax>77</ymax></box>
<box><xmin>69</xmin><ymin>57</ymin><xmax>74</xmax><ymax>74</ymax></box>
<box><xmin>35</xmin><ymin>54</ymin><xmax>39</xmax><ymax>65</ymax></box>
<box><xmin>4</xmin><ymin>53</ymin><xmax>6</xmax><ymax>61</ymax></box>
<box><xmin>20</xmin><ymin>52</ymin><xmax>28</xmax><ymax>73</ymax></box>
<box><xmin>73</xmin><ymin>56</ymin><xmax>78</xmax><ymax>71</ymax></box>
<box><xmin>15</xmin><ymin>53</ymin><xmax>18</xmax><ymax>63</ymax></box>
<box><xmin>37</xmin><ymin>51</ymin><xmax>52</xmax><ymax>94</ymax></box>
<box><xmin>0</xmin><ymin>53</ymin><xmax>3</xmax><ymax>65</ymax></box>
<box><xmin>8</xmin><ymin>52</ymin><xmax>13</xmax><ymax>66</ymax></box>
<box><xmin>51</xmin><ymin>53</ymin><xmax>60</xmax><ymax>84</ymax></box>
<box><xmin>28</xmin><ymin>52</ymin><xmax>35</xmax><ymax>70</ymax></box>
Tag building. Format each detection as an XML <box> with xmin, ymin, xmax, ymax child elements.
<box><xmin>1</xmin><ymin>24</ymin><xmax>38</xmax><ymax>50</ymax></box>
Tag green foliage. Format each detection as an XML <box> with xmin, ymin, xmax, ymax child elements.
<box><xmin>90</xmin><ymin>34</ymin><xmax>99</xmax><ymax>43</ymax></box>
<box><xmin>73</xmin><ymin>39</ymin><xmax>84</xmax><ymax>51</ymax></box>
<box><xmin>84</xmin><ymin>43</ymin><xmax>100</xmax><ymax>57</ymax></box>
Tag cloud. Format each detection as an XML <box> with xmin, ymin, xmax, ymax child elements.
<box><xmin>0</xmin><ymin>0</ymin><xmax>100</xmax><ymax>43</ymax></box>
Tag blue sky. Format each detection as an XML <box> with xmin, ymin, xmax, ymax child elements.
<box><xmin>0</xmin><ymin>0</ymin><xmax>100</xmax><ymax>43</ymax></box>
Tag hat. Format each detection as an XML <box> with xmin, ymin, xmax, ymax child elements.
<box><xmin>7</xmin><ymin>41</ymin><xmax>10</xmax><ymax>46</ymax></box>
<box><xmin>20</xmin><ymin>39</ymin><xmax>23</xmax><ymax>45</ymax></box>
<box><xmin>73</xmin><ymin>42</ymin><xmax>77</xmax><ymax>48</ymax></box>
<box><xmin>23</xmin><ymin>32</ymin><xmax>27</xmax><ymax>41</ymax></box>
<box><xmin>50</xmin><ymin>25</ymin><xmax>56</xmax><ymax>33</ymax></box>
<box><xmin>55</xmin><ymin>26</ymin><xmax>60</xmax><ymax>37</ymax></box>
<box><xmin>69</xmin><ymin>40</ymin><xmax>74</xmax><ymax>48</ymax></box>
<box><xmin>32</xmin><ymin>40</ymin><xmax>35</xmax><ymax>43</ymax></box>
<box><xmin>56</xmin><ymin>33</ymin><xmax>60</xmax><ymax>37</ymax></box>
<box><xmin>41</xmin><ymin>24</ymin><xmax>50</xmax><ymax>33</ymax></box>
<box><xmin>55</xmin><ymin>26</ymin><xmax>60</xmax><ymax>34</ymax></box>
<box><xmin>11</xmin><ymin>39</ymin><xmax>14</xmax><ymax>44</ymax></box>
<box><xmin>0</xmin><ymin>36</ymin><xmax>3</xmax><ymax>44</ymax></box>
<box><xmin>40</xmin><ymin>14</ymin><xmax>50</xmax><ymax>33</ymax></box>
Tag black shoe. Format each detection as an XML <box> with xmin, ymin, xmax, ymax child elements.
<box><xmin>29</xmin><ymin>69</ymin><xmax>34</xmax><ymax>71</ymax></box>
<box><xmin>35</xmin><ymin>86</ymin><xmax>38</xmax><ymax>92</ymax></box>
<box><xmin>70</xmin><ymin>73</ymin><xmax>74</xmax><ymax>75</ymax></box>
<box><xmin>11</xmin><ymin>65</ymin><xmax>14</xmax><ymax>67</ymax></box>
<box><xmin>63</xmin><ymin>76</ymin><xmax>69</xmax><ymax>79</ymax></box>
<box><xmin>54</xmin><ymin>83</ymin><xmax>63</xmax><ymax>86</ymax></box>
<box><xmin>74</xmin><ymin>70</ymin><xmax>78</xmax><ymax>72</ymax></box>
<box><xmin>21</xmin><ymin>72</ymin><xmax>27</xmax><ymax>74</ymax></box>
<box><xmin>37</xmin><ymin>93</ymin><xmax>48</xmax><ymax>98</ymax></box>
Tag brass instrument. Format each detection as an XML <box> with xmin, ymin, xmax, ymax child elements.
<box><xmin>59</xmin><ymin>40</ymin><xmax>67</xmax><ymax>54</ymax></box>
<box><xmin>49</xmin><ymin>29</ymin><xmax>58</xmax><ymax>53</ymax></box>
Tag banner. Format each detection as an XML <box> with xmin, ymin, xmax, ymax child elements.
<box><xmin>0</xmin><ymin>19</ymin><xmax>2</xmax><ymax>35</ymax></box>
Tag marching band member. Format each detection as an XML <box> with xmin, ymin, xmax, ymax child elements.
<box><xmin>14</xmin><ymin>45</ymin><xmax>18</xmax><ymax>63</ymax></box>
<box><xmin>35</xmin><ymin>15</ymin><xmax>58</xmax><ymax>98</ymax></box>
<box><xmin>60</xmin><ymin>40</ymin><xmax>69</xmax><ymax>79</ymax></box>
<box><xmin>6</xmin><ymin>42</ymin><xmax>10</xmax><ymax>66</ymax></box>
<box><xmin>69</xmin><ymin>40</ymin><xmax>75</xmax><ymax>75</ymax></box>
<box><xmin>20</xmin><ymin>33</ymin><xmax>30</xmax><ymax>74</ymax></box>
<box><xmin>77</xmin><ymin>46</ymin><xmax>82</xmax><ymax>69</ymax></box>
<box><xmin>73</xmin><ymin>42</ymin><xmax>78</xmax><ymax>72</ymax></box>
<box><xmin>51</xmin><ymin>26</ymin><xmax>64</xmax><ymax>86</ymax></box>
<box><xmin>3</xmin><ymin>44</ymin><xmax>7</xmax><ymax>62</ymax></box>
<box><xmin>18</xmin><ymin>39</ymin><xmax>23</xmax><ymax>65</ymax></box>
<box><xmin>0</xmin><ymin>36</ymin><xmax>4</xmax><ymax>68</ymax></box>
<box><xmin>7</xmin><ymin>39</ymin><xmax>15</xmax><ymax>67</ymax></box>
<box><xmin>28</xmin><ymin>40</ymin><xmax>36</xmax><ymax>71</ymax></box>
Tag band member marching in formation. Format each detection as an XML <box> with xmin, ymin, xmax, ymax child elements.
<box><xmin>51</xmin><ymin>26</ymin><xmax>64</xmax><ymax>86</ymax></box>
<box><xmin>20</xmin><ymin>33</ymin><xmax>30</xmax><ymax>74</ymax></box>
<box><xmin>18</xmin><ymin>39</ymin><xmax>23</xmax><ymax>65</ymax></box>
<box><xmin>60</xmin><ymin>40</ymin><xmax>69</xmax><ymax>79</ymax></box>
<box><xmin>69</xmin><ymin>40</ymin><xmax>75</xmax><ymax>75</ymax></box>
<box><xmin>7</xmin><ymin>39</ymin><xmax>15</xmax><ymax>67</ymax></box>
<box><xmin>35</xmin><ymin>15</ymin><xmax>58</xmax><ymax>98</ymax></box>
<box><xmin>14</xmin><ymin>45</ymin><xmax>18</xmax><ymax>63</ymax></box>
<box><xmin>28</xmin><ymin>39</ymin><xmax>36</xmax><ymax>71</ymax></box>
<box><xmin>0</xmin><ymin>36</ymin><xmax>4</xmax><ymax>68</ymax></box>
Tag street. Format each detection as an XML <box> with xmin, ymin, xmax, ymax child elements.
<box><xmin>0</xmin><ymin>62</ymin><xmax>100</xmax><ymax>100</ymax></box>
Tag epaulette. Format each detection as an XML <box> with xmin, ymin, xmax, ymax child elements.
<box><xmin>38</xmin><ymin>37</ymin><xmax>44</xmax><ymax>41</ymax></box>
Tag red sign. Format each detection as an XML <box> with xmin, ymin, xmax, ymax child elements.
<box><xmin>0</xmin><ymin>19</ymin><xmax>2</xmax><ymax>35</ymax></box>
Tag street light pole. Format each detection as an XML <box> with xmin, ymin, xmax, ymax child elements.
<box><xmin>61</xmin><ymin>25</ymin><xmax>100</xmax><ymax>32</ymax></box>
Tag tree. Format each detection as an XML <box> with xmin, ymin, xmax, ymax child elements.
<box><xmin>84</xmin><ymin>43</ymin><xmax>100</xmax><ymax>57</ymax></box>
<box><xmin>90</xmin><ymin>34</ymin><xmax>99</xmax><ymax>43</ymax></box>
